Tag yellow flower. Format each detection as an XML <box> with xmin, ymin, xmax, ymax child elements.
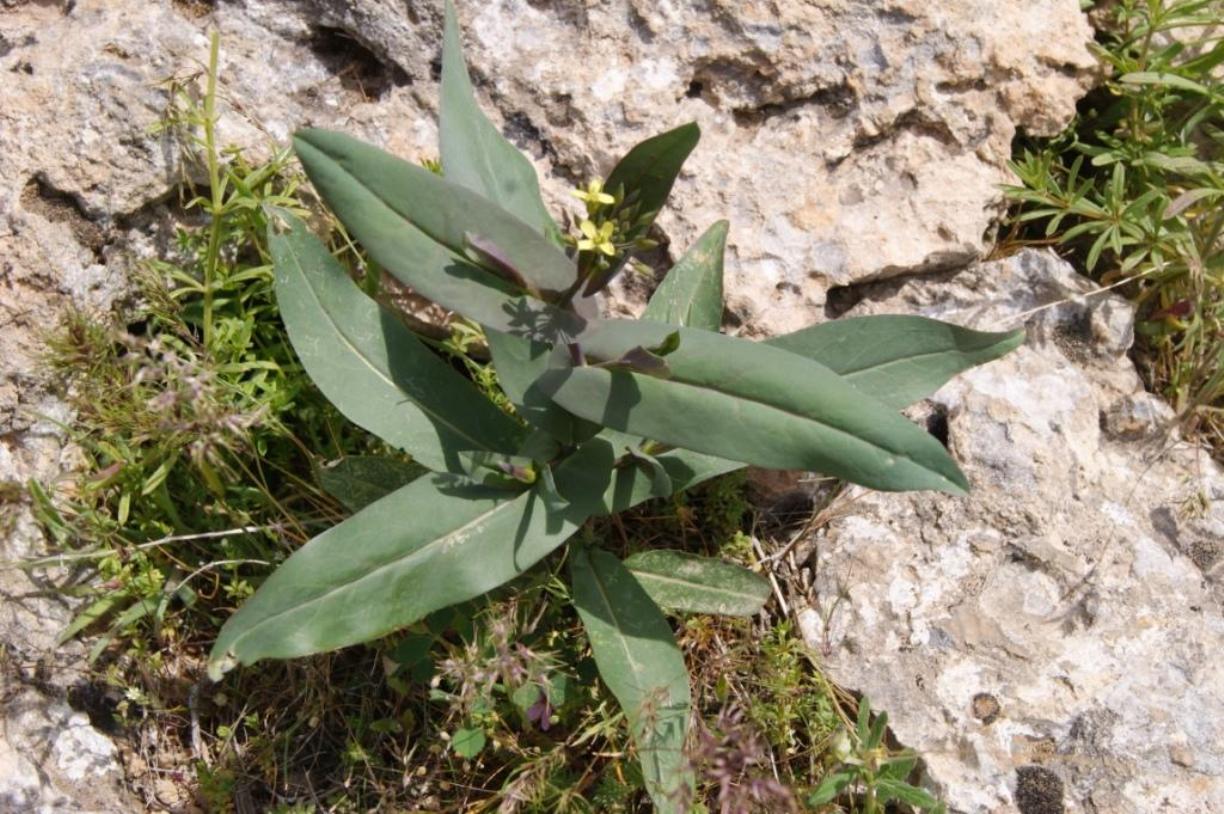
<box><xmin>577</xmin><ymin>219</ymin><xmax>617</xmax><ymax>256</ymax></box>
<box><xmin>571</xmin><ymin>178</ymin><xmax>615</xmax><ymax>207</ymax></box>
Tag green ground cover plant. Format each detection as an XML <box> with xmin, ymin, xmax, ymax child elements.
<box><xmin>1006</xmin><ymin>0</ymin><xmax>1223</xmax><ymax>449</ymax></box>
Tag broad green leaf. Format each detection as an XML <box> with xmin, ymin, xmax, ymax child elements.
<box><xmin>624</xmin><ymin>449</ymin><xmax>673</xmax><ymax>499</ymax></box>
<box><xmin>623</xmin><ymin>550</ymin><xmax>769</xmax><ymax>616</ymax></box>
<box><xmin>207</xmin><ymin>441</ymin><xmax>615</xmax><ymax>679</ymax></box>
<box><xmin>318</xmin><ymin>456</ymin><xmax>427</xmax><ymax>513</ymax></box>
<box><xmin>451</xmin><ymin>726</ymin><xmax>486</xmax><ymax>758</ymax></box>
<box><xmin>292</xmin><ymin>131</ymin><xmax>583</xmax><ymax>340</ymax></box>
<box><xmin>296</xmin><ymin>129</ymin><xmax>574</xmax><ymax>297</ymax></box>
<box><xmin>602</xmin><ymin>447</ymin><xmax>741</xmax><ymax>514</ymax></box>
<box><xmin>440</xmin><ymin>0</ymin><xmax>561</xmax><ymax>243</ymax></box>
<box><xmin>605</xmin><ymin>122</ymin><xmax>700</xmax><ymax>236</ymax></box>
<box><xmin>642</xmin><ymin>220</ymin><xmax>727</xmax><ymax>331</ymax></box>
<box><xmin>880</xmin><ymin>755</ymin><xmax>918</xmax><ymax>781</ymax></box>
<box><xmin>269</xmin><ymin>210</ymin><xmax>525</xmax><ymax>472</ymax></box>
<box><xmin>570</xmin><ymin>546</ymin><xmax>692</xmax><ymax>813</ymax></box>
<box><xmin>765</xmin><ymin>315</ymin><xmax>1024</xmax><ymax>410</ymax></box>
<box><xmin>486</xmin><ymin>328</ymin><xmax>598</xmax><ymax>445</ymax></box>
<box><xmin>544</xmin><ymin>320</ymin><xmax>969</xmax><ymax>495</ymax></box>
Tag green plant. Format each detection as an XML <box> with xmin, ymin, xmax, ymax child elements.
<box><xmin>1005</xmin><ymin>0</ymin><xmax>1223</xmax><ymax>447</ymax></box>
<box><xmin>205</xmin><ymin>3</ymin><xmax>1023</xmax><ymax>810</ymax></box>
<box><xmin>32</xmin><ymin>120</ymin><xmax>371</xmax><ymax>659</ymax></box>
<box><xmin>808</xmin><ymin>698</ymin><xmax>944</xmax><ymax>814</ymax></box>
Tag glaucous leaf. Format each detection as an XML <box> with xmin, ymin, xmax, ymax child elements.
<box><xmin>605</xmin><ymin>122</ymin><xmax>700</xmax><ymax>236</ymax></box>
<box><xmin>295</xmin><ymin>129</ymin><xmax>574</xmax><ymax>297</ymax></box>
<box><xmin>207</xmin><ymin>441</ymin><xmax>616</xmax><ymax>679</ymax></box>
<box><xmin>439</xmin><ymin>0</ymin><xmax>561</xmax><ymax>243</ymax></box>
<box><xmin>583</xmin><ymin>122</ymin><xmax>701</xmax><ymax>296</ymax></box>
<box><xmin>486</xmin><ymin>328</ymin><xmax>598</xmax><ymax>446</ymax></box>
<box><xmin>642</xmin><ymin>220</ymin><xmax>727</xmax><ymax>332</ymax></box>
<box><xmin>268</xmin><ymin>209</ymin><xmax>525</xmax><ymax>472</ymax></box>
<box><xmin>623</xmin><ymin>550</ymin><xmax>769</xmax><ymax>616</ymax></box>
<box><xmin>292</xmin><ymin>132</ymin><xmax>583</xmax><ymax>341</ymax></box>
<box><xmin>765</xmin><ymin>315</ymin><xmax>1025</xmax><ymax>410</ymax></box>
<box><xmin>570</xmin><ymin>546</ymin><xmax>693</xmax><ymax>814</ymax></box>
<box><xmin>542</xmin><ymin>320</ymin><xmax>969</xmax><ymax>495</ymax></box>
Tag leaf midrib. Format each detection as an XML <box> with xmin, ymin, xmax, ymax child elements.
<box><xmin>628</xmin><ymin>569</ymin><xmax>764</xmax><ymax>604</ymax></box>
<box><xmin>579</xmin><ymin>369</ymin><xmax>958</xmax><ymax>486</ymax></box>
<box><xmin>284</xmin><ymin>235</ymin><xmax>506</xmax><ymax>456</ymax></box>
<box><xmin>824</xmin><ymin>340</ymin><xmax>1016</xmax><ymax>379</ymax></box>
<box><xmin>222</xmin><ymin>490</ymin><xmax>521</xmax><ymax>654</ymax></box>
<box><xmin>588</xmin><ymin>555</ymin><xmax>648</xmax><ymax>704</ymax></box>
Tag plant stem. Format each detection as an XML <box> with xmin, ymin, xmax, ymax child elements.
<box><xmin>201</xmin><ymin>31</ymin><xmax>223</xmax><ymax>352</ymax></box>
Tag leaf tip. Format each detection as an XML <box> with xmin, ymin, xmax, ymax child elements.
<box><xmin>206</xmin><ymin>649</ymin><xmax>238</xmax><ymax>682</ymax></box>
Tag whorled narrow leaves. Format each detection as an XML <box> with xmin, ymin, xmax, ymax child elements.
<box><xmin>570</xmin><ymin>546</ymin><xmax>693</xmax><ymax>814</ymax></box>
<box><xmin>641</xmin><ymin>220</ymin><xmax>727</xmax><ymax>332</ymax></box>
<box><xmin>623</xmin><ymin>550</ymin><xmax>769</xmax><ymax>617</ymax></box>
<box><xmin>268</xmin><ymin>209</ymin><xmax>526</xmax><ymax>472</ymax></box>
<box><xmin>766</xmin><ymin>315</ymin><xmax>1025</xmax><ymax>410</ymax></box>
<box><xmin>439</xmin><ymin>0</ymin><xmax>562</xmax><ymax>244</ymax></box>
<box><xmin>542</xmin><ymin>320</ymin><xmax>969</xmax><ymax>494</ymax></box>
<box><xmin>206</xmin><ymin>440</ymin><xmax>616</xmax><ymax>680</ymax></box>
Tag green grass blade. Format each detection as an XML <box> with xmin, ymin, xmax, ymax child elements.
<box><xmin>269</xmin><ymin>209</ymin><xmax>526</xmax><ymax>472</ymax></box>
<box><xmin>765</xmin><ymin>315</ymin><xmax>1025</xmax><ymax>410</ymax></box>
<box><xmin>570</xmin><ymin>546</ymin><xmax>693</xmax><ymax>814</ymax></box>
<box><xmin>623</xmin><ymin>550</ymin><xmax>769</xmax><ymax>616</ymax></box>
<box><xmin>642</xmin><ymin>220</ymin><xmax>727</xmax><ymax>331</ymax></box>
<box><xmin>440</xmin><ymin>0</ymin><xmax>561</xmax><ymax>243</ymax></box>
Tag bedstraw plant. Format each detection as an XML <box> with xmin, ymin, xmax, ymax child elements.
<box><xmin>206</xmin><ymin>3</ymin><xmax>1024</xmax><ymax>810</ymax></box>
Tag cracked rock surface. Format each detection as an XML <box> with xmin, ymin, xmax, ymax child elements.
<box><xmin>290</xmin><ymin>0</ymin><xmax>1099</xmax><ymax>334</ymax></box>
<box><xmin>3</xmin><ymin>1</ymin><xmax>1195</xmax><ymax>812</ymax></box>
<box><xmin>797</xmin><ymin>250</ymin><xmax>1224</xmax><ymax>813</ymax></box>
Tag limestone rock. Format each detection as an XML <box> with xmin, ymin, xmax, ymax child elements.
<box><xmin>796</xmin><ymin>250</ymin><xmax>1224</xmax><ymax>813</ymax></box>
<box><xmin>0</xmin><ymin>1</ymin><xmax>1103</xmax><ymax>811</ymax></box>
<box><xmin>294</xmin><ymin>0</ymin><xmax>1098</xmax><ymax>334</ymax></box>
<box><xmin>0</xmin><ymin>690</ymin><xmax>129</xmax><ymax>814</ymax></box>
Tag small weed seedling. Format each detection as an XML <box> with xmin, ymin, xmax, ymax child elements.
<box><xmin>204</xmin><ymin>3</ymin><xmax>1023</xmax><ymax>810</ymax></box>
<box><xmin>809</xmin><ymin>698</ymin><xmax>944</xmax><ymax>814</ymax></box>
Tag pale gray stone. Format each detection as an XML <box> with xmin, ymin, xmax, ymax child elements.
<box><xmin>2</xmin><ymin>2</ymin><xmax>1184</xmax><ymax>813</ymax></box>
<box><xmin>796</xmin><ymin>251</ymin><xmax>1224</xmax><ymax>813</ymax></box>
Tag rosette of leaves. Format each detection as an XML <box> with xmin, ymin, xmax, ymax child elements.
<box><xmin>206</xmin><ymin>3</ymin><xmax>1023</xmax><ymax>810</ymax></box>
